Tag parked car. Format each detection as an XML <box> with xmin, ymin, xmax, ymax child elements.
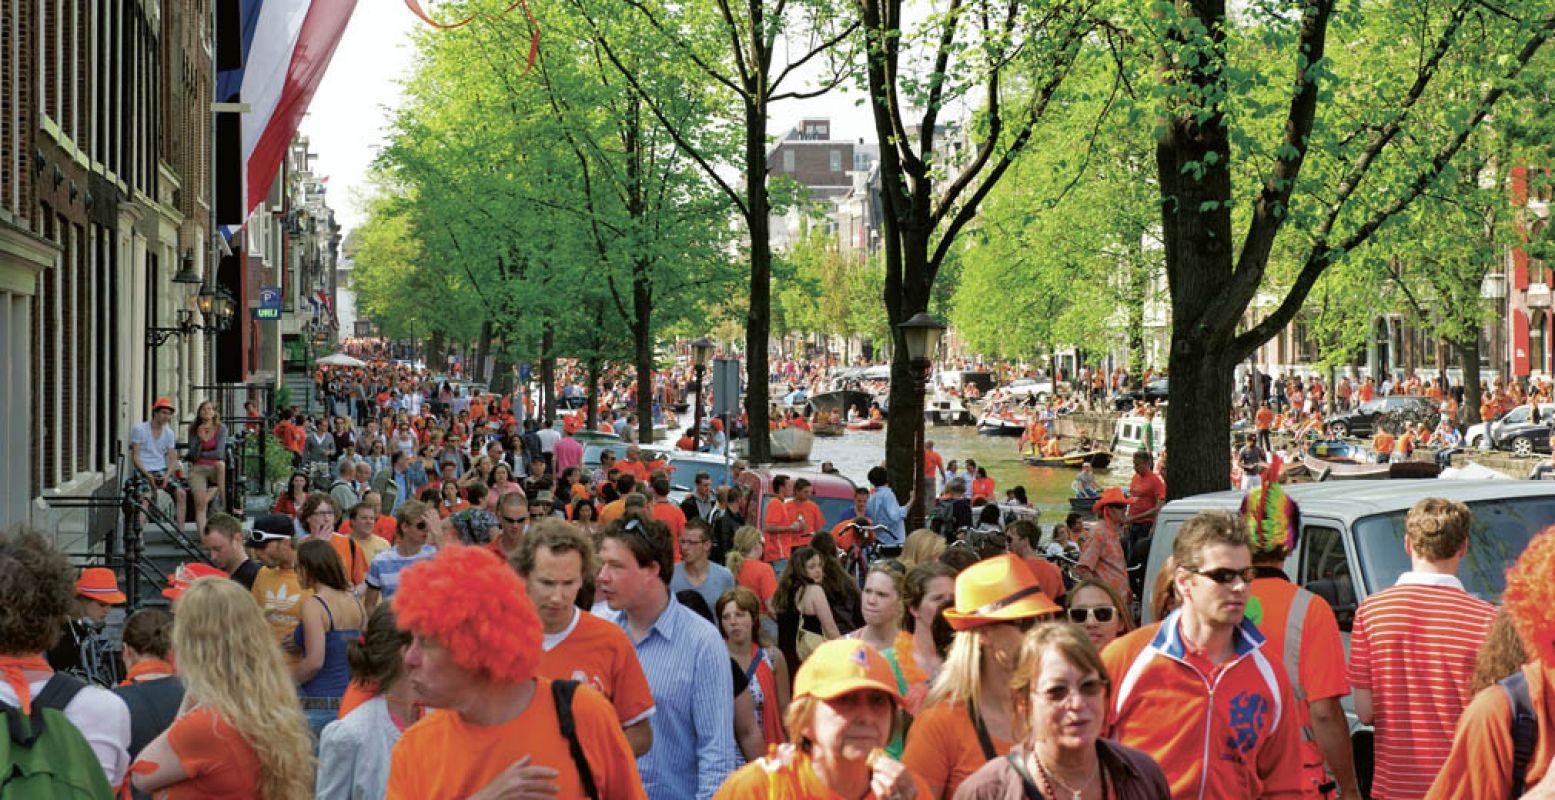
<box><xmin>1112</xmin><ymin>378</ymin><xmax>1169</xmax><ymax>410</ymax></box>
<box><xmin>1323</xmin><ymin>395</ymin><xmax>1438</xmax><ymax>438</ymax></box>
<box><xmin>1467</xmin><ymin>403</ymin><xmax>1555</xmax><ymax>449</ymax></box>
<box><xmin>1145</xmin><ymin>480</ymin><xmax>1555</xmax><ymax>796</ymax></box>
<box><xmin>1493</xmin><ymin>420</ymin><xmax>1554</xmax><ymax>457</ymax></box>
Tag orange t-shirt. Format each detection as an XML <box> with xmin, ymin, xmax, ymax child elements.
<box><xmin>900</xmin><ymin>700</ymin><xmax>1013</xmax><ymax>800</ymax></box>
<box><xmin>337</xmin><ymin>516</ymin><xmax>401</xmax><ymax>545</ymax></box>
<box><xmin>537</xmin><ymin>611</ymin><xmax>656</xmax><ymax>728</ymax></box>
<box><xmin>1249</xmin><ymin>577</ymin><xmax>1349</xmax><ymax>792</ymax></box>
<box><xmin>714</xmin><ymin>746</ymin><xmax>932</xmax><ymax>799</ymax></box>
<box><xmin>142</xmin><ymin>708</ymin><xmax>263</xmax><ymax>798</ymax></box>
<box><xmin>650</xmin><ymin>501</ymin><xmax>687</xmax><ymax>561</ymax></box>
<box><xmin>1373</xmin><ymin>432</ymin><xmax>1395</xmax><ymax>454</ymax></box>
<box><xmin>618</xmin><ymin>460</ymin><xmax>651</xmax><ymax>483</ymax></box>
<box><xmin>736</xmin><ymin>559</ymin><xmax>779</xmax><ymax>615</ymax></box>
<box><xmin>1021</xmin><ymin>557</ymin><xmax>1066</xmax><ymax>602</ymax></box>
<box><xmin>1255</xmin><ymin>407</ymin><xmax>1275</xmax><ymax>431</ymax></box>
<box><xmin>788</xmin><ymin>499</ymin><xmax>824</xmax><ymax>537</ymax></box>
<box><xmin>386</xmin><ymin>679</ymin><xmax>645</xmax><ymax>800</ymax></box>
<box><xmin>922</xmin><ymin>449</ymin><xmax>944</xmax><ymax>478</ymax></box>
<box><xmin>763</xmin><ymin>498</ymin><xmax>794</xmax><ymax>562</ymax></box>
<box><xmin>329</xmin><ymin>534</ymin><xmax>370</xmax><ymax>588</ymax></box>
<box><xmin>971</xmin><ymin>477</ymin><xmax>995</xmax><ymax>501</ymax></box>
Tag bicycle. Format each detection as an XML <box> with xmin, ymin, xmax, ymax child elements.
<box><xmin>839</xmin><ymin>522</ymin><xmax>894</xmax><ymax>589</ymax></box>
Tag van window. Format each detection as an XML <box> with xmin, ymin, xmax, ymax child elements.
<box><xmin>1299</xmin><ymin>525</ymin><xmax>1356</xmax><ymax>631</ymax></box>
<box><xmin>1352</xmin><ymin>496</ymin><xmax>1555</xmax><ymax>603</ymax></box>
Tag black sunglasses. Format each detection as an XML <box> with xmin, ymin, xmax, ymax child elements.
<box><xmin>502</xmin><ymin>515</ymin><xmax>529</xmax><ymax>525</ymax></box>
<box><xmin>1184</xmin><ymin>566</ymin><xmax>1258</xmax><ymax>585</ymax></box>
<box><xmin>1067</xmin><ymin>607</ymin><xmax>1116</xmax><ymax>624</ymax></box>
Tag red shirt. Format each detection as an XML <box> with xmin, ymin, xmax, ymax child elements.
<box><xmin>650</xmin><ymin>500</ymin><xmax>687</xmax><ymax>561</ymax></box>
<box><xmin>1128</xmin><ymin>470</ymin><xmax>1166</xmax><ymax>520</ymax></box>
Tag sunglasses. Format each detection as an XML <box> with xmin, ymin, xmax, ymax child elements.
<box><xmin>1067</xmin><ymin>607</ymin><xmax>1116</xmax><ymax>624</ymax></box>
<box><xmin>1184</xmin><ymin>566</ymin><xmax>1258</xmax><ymax>585</ymax></box>
<box><xmin>1035</xmin><ymin>678</ymin><xmax>1108</xmax><ymax>704</ymax></box>
<box><xmin>412</xmin><ymin>521</ymin><xmax>429</xmax><ymax>531</ymax></box>
<box><xmin>502</xmin><ymin>515</ymin><xmax>529</xmax><ymax>525</ymax></box>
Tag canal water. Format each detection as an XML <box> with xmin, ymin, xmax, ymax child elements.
<box><xmin>803</xmin><ymin>423</ymin><xmax>1130</xmax><ymax>522</ymax></box>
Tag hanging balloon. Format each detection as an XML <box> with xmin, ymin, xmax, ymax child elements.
<box><xmin>403</xmin><ymin>0</ymin><xmax>539</xmax><ymax>75</ymax></box>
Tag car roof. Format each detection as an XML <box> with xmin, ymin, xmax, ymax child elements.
<box><xmin>1160</xmin><ymin>479</ymin><xmax>1555</xmax><ymax>521</ymax></box>
<box><xmin>750</xmin><ymin>468</ymin><xmax>859</xmax><ymax>497</ymax></box>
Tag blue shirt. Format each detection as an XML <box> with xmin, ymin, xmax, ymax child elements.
<box><xmin>865</xmin><ymin>485</ymin><xmax>910</xmax><ymax>546</ymax></box>
<box><xmin>364</xmin><ymin>545</ymin><xmax>436</xmax><ymax>601</ymax></box>
<box><xmin>669</xmin><ymin>563</ymin><xmax>737</xmax><ymax>615</ymax></box>
<box><xmin>604</xmin><ymin>596</ymin><xmax>740</xmax><ymax>799</ymax></box>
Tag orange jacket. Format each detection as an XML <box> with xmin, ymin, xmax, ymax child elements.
<box><xmin>1426</xmin><ymin>660</ymin><xmax>1555</xmax><ymax>800</ymax></box>
<box><xmin>1102</xmin><ymin>611</ymin><xmax>1306</xmax><ymax>800</ymax></box>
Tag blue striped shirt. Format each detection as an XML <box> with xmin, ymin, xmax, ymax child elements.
<box><xmin>604</xmin><ymin>596</ymin><xmax>740</xmax><ymax>799</ymax></box>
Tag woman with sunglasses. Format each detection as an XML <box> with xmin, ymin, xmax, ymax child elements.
<box><xmin>363</xmin><ymin>500</ymin><xmax>438</xmax><ymax>612</ymax></box>
<box><xmin>1064</xmin><ymin>579</ymin><xmax>1134</xmax><ymax>653</ymax></box>
<box><xmin>954</xmin><ymin>624</ymin><xmax>1170</xmax><ymax>799</ymax></box>
<box><xmin>903</xmin><ymin>555</ymin><xmax>1063</xmax><ymax>799</ymax></box>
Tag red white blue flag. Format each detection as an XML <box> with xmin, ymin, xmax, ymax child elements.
<box><xmin>217</xmin><ymin>0</ymin><xmax>358</xmax><ymax>218</ymax></box>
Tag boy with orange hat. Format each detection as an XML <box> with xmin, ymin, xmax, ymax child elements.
<box><xmin>46</xmin><ymin>566</ymin><xmax>128</xmax><ymax>686</ymax></box>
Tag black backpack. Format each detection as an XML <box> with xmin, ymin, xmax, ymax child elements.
<box><xmin>1501</xmin><ymin>671</ymin><xmax>1537</xmax><ymax>798</ymax></box>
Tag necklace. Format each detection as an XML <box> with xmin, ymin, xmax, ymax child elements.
<box><xmin>1032</xmin><ymin>751</ymin><xmax>1097</xmax><ymax>800</ymax></box>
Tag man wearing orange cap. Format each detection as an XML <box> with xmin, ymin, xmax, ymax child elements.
<box><xmin>1101</xmin><ymin>511</ymin><xmax>1304</xmax><ymax>799</ymax></box>
<box><xmin>716</xmin><ymin>639</ymin><xmax>929</xmax><ymax>798</ymax></box>
<box><xmin>46</xmin><ymin>566</ymin><xmax>127</xmax><ymax>687</ymax></box>
<box><xmin>130</xmin><ymin>396</ymin><xmax>187</xmax><ymax>529</ymax></box>
<box><xmin>1079</xmin><ymin>488</ymin><xmax>1132</xmax><ymax>607</ymax></box>
<box><xmin>387</xmin><ymin>545</ymin><xmax>644</xmax><ymax>799</ymax></box>
<box><xmin>903</xmin><ymin>554</ymin><xmax>1062</xmax><ymax>799</ymax></box>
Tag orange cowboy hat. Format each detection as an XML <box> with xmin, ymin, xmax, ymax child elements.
<box><xmin>76</xmin><ymin>567</ymin><xmax>127</xmax><ymax>605</ymax></box>
<box><xmin>793</xmin><ymin>639</ymin><xmax>902</xmax><ymax>703</ymax></box>
<box><xmin>942</xmin><ymin>554</ymin><xmax>1061</xmax><ymax>631</ymax></box>
<box><xmin>161</xmin><ymin>562</ymin><xmax>229</xmax><ymax>601</ymax></box>
<box><xmin>1092</xmin><ymin>487</ymin><xmax>1129</xmax><ymax>513</ymax></box>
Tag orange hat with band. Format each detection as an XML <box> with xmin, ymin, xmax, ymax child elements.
<box><xmin>1092</xmin><ymin>487</ymin><xmax>1129</xmax><ymax>513</ymax></box>
<box><xmin>942</xmin><ymin>554</ymin><xmax>1060</xmax><ymax>631</ymax></box>
<box><xmin>793</xmin><ymin>639</ymin><xmax>902</xmax><ymax>703</ymax></box>
<box><xmin>76</xmin><ymin>567</ymin><xmax>127</xmax><ymax>605</ymax></box>
<box><xmin>162</xmin><ymin>562</ymin><xmax>229</xmax><ymax>601</ymax></box>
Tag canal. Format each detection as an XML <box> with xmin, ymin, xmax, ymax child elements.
<box><xmin>803</xmin><ymin>423</ymin><xmax>1130</xmax><ymax>522</ymax></box>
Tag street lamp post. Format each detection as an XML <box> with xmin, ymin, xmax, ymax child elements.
<box><xmin>691</xmin><ymin>336</ymin><xmax>715</xmax><ymax>450</ymax></box>
<box><xmin>898</xmin><ymin>312</ymin><xmax>945</xmax><ymax>523</ymax></box>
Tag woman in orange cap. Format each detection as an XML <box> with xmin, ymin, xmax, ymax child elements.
<box><xmin>902</xmin><ymin>555</ymin><xmax>1063</xmax><ymax>799</ymax></box>
<box><xmin>1077</xmin><ymin>489</ymin><xmax>1131</xmax><ymax>608</ymax></box>
<box><xmin>715</xmin><ymin>638</ymin><xmax>929</xmax><ymax>799</ymax></box>
<box><xmin>956</xmin><ymin>623</ymin><xmax>1171</xmax><ymax>799</ymax></box>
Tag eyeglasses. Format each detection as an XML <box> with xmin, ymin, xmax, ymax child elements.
<box><xmin>502</xmin><ymin>515</ymin><xmax>529</xmax><ymax>525</ymax></box>
<box><xmin>682</xmin><ymin>538</ymin><xmax>707</xmax><ymax>546</ymax></box>
<box><xmin>1067</xmin><ymin>607</ymin><xmax>1116</xmax><ymax>624</ymax></box>
<box><xmin>1035</xmin><ymin>678</ymin><xmax>1108</xmax><ymax>704</ymax></box>
<box><xmin>1184</xmin><ymin>566</ymin><xmax>1258</xmax><ymax>586</ymax></box>
<box><xmin>412</xmin><ymin>521</ymin><xmax>429</xmax><ymax>531</ymax></box>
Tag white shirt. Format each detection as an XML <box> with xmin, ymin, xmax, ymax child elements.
<box><xmin>0</xmin><ymin>674</ymin><xmax>131</xmax><ymax>786</ymax></box>
<box><xmin>129</xmin><ymin>421</ymin><xmax>177</xmax><ymax>473</ymax></box>
<box><xmin>316</xmin><ymin>696</ymin><xmax>401</xmax><ymax>800</ymax></box>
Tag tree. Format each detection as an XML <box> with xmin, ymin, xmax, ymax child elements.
<box><xmin>1144</xmin><ymin>0</ymin><xmax>1554</xmax><ymax>498</ymax></box>
<box><xmin>567</xmin><ymin>0</ymin><xmax>858</xmax><ymax>462</ymax></box>
<box><xmin>853</xmin><ymin>0</ymin><xmax>1101</xmax><ymax>521</ymax></box>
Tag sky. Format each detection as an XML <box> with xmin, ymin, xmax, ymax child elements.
<box><xmin>300</xmin><ymin>5</ymin><xmax>874</xmax><ymax>236</ymax></box>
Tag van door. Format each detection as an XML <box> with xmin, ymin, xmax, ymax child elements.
<box><xmin>1295</xmin><ymin>519</ymin><xmax>1359</xmax><ymax>631</ymax></box>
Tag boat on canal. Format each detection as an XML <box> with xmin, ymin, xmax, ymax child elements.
<box><xmin>807</xmin><ymin>389</ymin><xmax>876</xmax><ymax>422</ymax></box>
<box><xmin>1023</xmin><ymin>450</ymin><xmax>1114</xmax><ymax>470</ymax></box>
<box><xmin>1303</xmin><ymin>439</ymin><xmax>1442</xmax><ymax>481</ymax></box>
<box><xmin>771</xmin><ymin>427</ymin><xmax>816</xmax><ymax>462</ymax></box>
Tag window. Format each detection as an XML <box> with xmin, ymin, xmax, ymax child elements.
<box><xmin>782</xmin><ymin>149</ymin><xmax>794</xmax><ymax>173</ymax></box>
<box><xmin>1532</xmin><ymin>311</ymin><xmax>1547</xmax><ymax>374</ymax></box>
<box><xmin>1351</xmin><ymin>497</ymin><xmax>1555</xmax><ymax>604</ymax></box>
<box><xmin>1298</xmin><ymin>525</ymin><xmax>1354</xmax><ymax>630</ymax></box>
<box><xmin>830</xmin><ymin>150</ymin><xmax>842</xmax><ymax>172</ymax></box>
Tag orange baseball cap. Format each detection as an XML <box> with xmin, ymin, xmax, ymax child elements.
<box><xmin>942</xmin><ymin>554</ymin><xmax>1061</xmax><ymax>631</ymax></box>
<box><xmin>161</xmin><ymin>562</ymin><xmax>229</xmax><ymax>601</ymax></box>
<box><xmin>793</xmin><ymin>640</ymin><xmax>902</xmax><ymax>703</ymax></box>
<box><xmin>152</xmin><ymin>397</ymin><xmax>175</xmax><ymax>413</ymax></box>
<box><xmin>76</xmin><ymin>567</ymin><xmax>127</xmax><ymax>605</ymax></box>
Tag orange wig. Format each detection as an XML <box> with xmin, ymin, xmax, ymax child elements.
<box><xmin>393</xmin><ymin>544</ymin><xmax>542</xmax><ymax>685</ymax></box>
<box><xmin>1502</xmin><ymin>525</ymin><xmax>1555</xmax><ymax>666</ymax></box>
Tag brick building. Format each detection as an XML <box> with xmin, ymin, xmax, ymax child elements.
<box><xmin>0</xmin><ymin>0</ymin><xmax>217</xmax><ymax>538</ymax></box>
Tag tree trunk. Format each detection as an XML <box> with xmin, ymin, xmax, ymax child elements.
<box><xmin>634</xmin><ymin>265</ymin><xmax>655</xmax><ymax>444</ymax></box>
<box><xmin>586</xmin><ymin>357</ymin><xmax>601</xmax><ymax>430</ymax></box>
<box><xmin>883</xmin><ymin>229</ymin><xmax>933</xmax><ymax>529</ymax></box>
<box><xmin>475</xmin><ymin>321</ymin><xmax>493</xmax><ymax>384</ymax></box>
<box><xmin>1128</xmin><ymin>262</ymin><xmax>1148</xmax><ymax>379</ymax></box>
<box><xmin>540</xmin><ymin>324</ymin><xmax>556</xmax><ymax>424</ymax></box>
<box><xmin>427</xmin><ymin>330</ymin><xmax>446</xmax><ymax>372</ymax></box>
<box><xmin>744</xmin><ymin>108</ymin><xmax>773</xmax><ymax>463</ymax></box>
<box><xmin>1461</xmin><ymin>332</ymin><xmax>1483</xmax><ymax>425</ymax></box>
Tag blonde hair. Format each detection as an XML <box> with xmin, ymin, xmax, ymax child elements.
<box><xmin>172</xmin><ymin>578</ymin><xmax>314</xmax><ymax>799</ymax></box>
<box><xmin>923</xmin><ymin>628</ymin><xmax>985</xmax><ymax>711</ymax></box>
<box><xmin>1009</xmin><ymin>623</ymin><xmax>1109</xmax><ymax>743</ymax></box>
<box><xmin>726</xmin><ymin>526</ymin><xmax>762</xmax><ymax>576</ymax></box>
<box><xmin>900</xmin><ymin>529</ymin><xmax>945</xmax><ymax>570</ymax></box>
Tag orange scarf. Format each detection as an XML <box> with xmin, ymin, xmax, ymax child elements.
<box><xmin>119</xmin><ymin>658</ymin><xmax>176</xmax><ymax>687</ymax></box>
<box><xmin>0</xmin><ymin>654</ymin><xmax>53</xmax><ymax>714</ymax></box>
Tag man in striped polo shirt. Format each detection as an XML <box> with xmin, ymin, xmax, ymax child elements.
<box><xmin>1349</xmin><ymin>498</ymin><xmax>1496</xmax><ymax>799</ymax></box>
